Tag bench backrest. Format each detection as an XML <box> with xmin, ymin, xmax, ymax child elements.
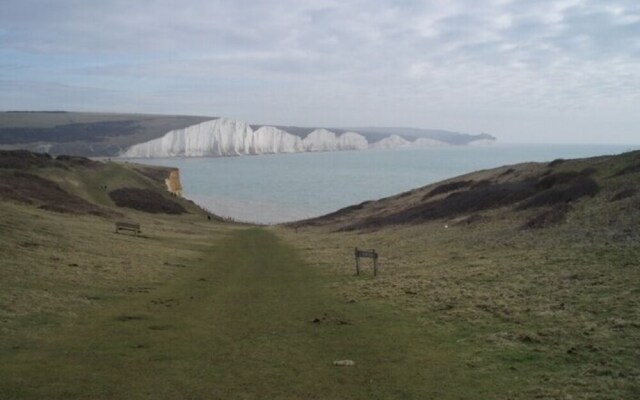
<box><xmin>116</xmin><ymin>222</ymin><xmax>140</xmax><ymax>229</ymax></box>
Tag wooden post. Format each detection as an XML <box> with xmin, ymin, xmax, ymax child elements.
<box><xmin>355</xmin><ymin>248</ymin><xmax>378</xmax><ymax>276</ymax></box>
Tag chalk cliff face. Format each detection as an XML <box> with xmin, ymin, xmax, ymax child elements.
<box><xmin>302</xmin><ymin>129</ymin><xmax>339</xmax><ymax>152</ymax></box>
<box><xmin>338</xmin><ymin>131</ymin><xmax>369</xmax><ymax>150</ymax></box>
<box><xmin>123</xmin><ymin>118</ymin><xmax>255</xmax><ymax>157</ymax></box>
<box><xmin>122</xmin><ymin>117</ymin><xmax>492</xmax><ymax>158</ymax></box>
<box><xmin>165</xmin><ymin>169</ymin><xmax>182</xmax><ymax>196</ymax></box>
<box><xmin>370</xmin><ymin>134</ymin><xmax>412</xmax><ymax>149</ymax></box>
<box><xmin>123</xmin><ymin>118</ymin><xmax>369</xmax><ymax>158</ymax></box>
<box><xmin>253</xmin><ymin>126</ymin><xmax>303</xmax><ymax>153</ymax></box>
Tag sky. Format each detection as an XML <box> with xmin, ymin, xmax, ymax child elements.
<box><xmin>0</xmin><ymin>0</ymin><xmax>639</xmax><ymax>144</ymax></box>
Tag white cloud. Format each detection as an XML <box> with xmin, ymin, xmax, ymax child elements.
<box><xmin>0</xmin><ymin>0</ymin><xmax>639</xmax><ymax>143</ymax></box>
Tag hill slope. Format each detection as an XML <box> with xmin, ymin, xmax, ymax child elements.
<box><xmin>294</xmin><ymin>150</ymin><xmax>640</xmax><ymax>234</ymax></box>
<box><xmin>1</xmin><ymin>149</ymin><xmax>638</xmax><ymax>398</ymax></box>
<box><xmin>0</xmin><ymin>150</ymin><xmax>495</xmax><ymax>399</ymax></box>
<box><xmin>0</xmin><ymin>149</ymin><xmax>219</xmax><ymax>217</ymax></box>
<box><xmin>0</xmin><ymin>112</ymin><xmax>212</xmax><ymax>156</ymax></box>
<box><xmin>347</xmin><ymin>126</ymin><xmax>495</xmax><ymax>145</ymax></box>
<box><xmin>279</xmin><ymin>150</ymin><xmax>640</xmax><ymax>398</ymax></box>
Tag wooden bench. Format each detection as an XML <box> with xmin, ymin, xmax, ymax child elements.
<box><xmin>115</xmin><ymin>221</ymin><xmax>141</xmax><ymax>235</ymax></box>
<box><xmin>355</xmin><ymin>248</ymin><xmax>379</xmax><ymax>276</ymax></box>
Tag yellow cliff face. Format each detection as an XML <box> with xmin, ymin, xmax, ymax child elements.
<box><xmin>165</xmin><ymin>169</ymin><xmax>183</xmax><ymax>196</ymax></box>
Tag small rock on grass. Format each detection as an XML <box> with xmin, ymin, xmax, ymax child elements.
<box><xmin>333</xmin><ymin>360</ymin><xmax>355</xmax><ymax>367</ymax></box>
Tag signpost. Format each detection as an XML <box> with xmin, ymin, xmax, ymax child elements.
<box><xmin>354</xmin><ymin>248</ymin><xmax>379</xmax><ymax>276</ymax></box>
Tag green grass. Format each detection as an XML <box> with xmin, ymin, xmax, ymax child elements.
<box><xmin>0</xmin><ymin>111</ymin><xmax>209</xmax><ymax>130</ymax></box>
<box><xmin>3</xmin><ymin>150</ymin><xmax>639</xmax><ymax>399</ymax></box>
<box><xmin>0</xmin><ymin>228</ymin><xmax>501</xmax><ymax>399</ymax></box>
<box><xmin>272</xmin><ymin>150</ymin><xmax>640</xmax><ymax>398</ymax></box>
<box><xmin>276</xmin><ymin>209</ymin><xmax>640</xmax><ymax>398</ymax></box>
<box><xmin>0</xmin><ymin>112</ymin><xmax>154</xmax><ymax>129</ymax></box>
<box><xmin>24</xmin><ymin>159</ymin><xmax>203</xmax><ymax>214</ymax></box>
<box><xmin>0</xmin><ymin>111</ymin><xmax>213</xmax><ymax>156</ymax></box>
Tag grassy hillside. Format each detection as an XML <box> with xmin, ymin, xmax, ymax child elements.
<box><xmin>0</xmin><ymin>150</ymin><xmax>493</xmax><ymax>399</ymax></box>
<box><xmin>345</xmin><ymin>126</ymin><xmax>495</xmax><ymax>144</ymax></box>
<box><xmin>294</xmin><ymin>151</ymin><xmax>640</xmax><ymax>232</ymax></box>
<box><xmin>2</xmin><ymin>225</ymin><xmax>508</xmax><ymax>399</ymax></box>
<box><xmin>280</xmin><ymin>150</ymin><xmax>640</xmax><ymax>398</ymax></box>
<box><xmin>0</xmin><ymin>112</ymin><xmax>213</xmax><ymax>156</ymax></box>
<box><xmin>0</xmin><ymin>150</ymin><xmax>220</xmax><ymax>339</ymax></box>
<box><xmin>2</xmin><ymin>149</ymin><xmax>638</xmax><ymax>399</ymax></box>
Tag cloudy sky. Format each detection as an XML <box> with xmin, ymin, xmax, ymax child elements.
<box><xmin>1</xmin><ymin>0</ymin><xmax>639</xmax><ymax>143</ymax></box>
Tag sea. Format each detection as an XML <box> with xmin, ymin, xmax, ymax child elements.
<box><xmin>129</xmin><ymin>143</ymin><xmax>637</xmax><ymax>224</ymax></box>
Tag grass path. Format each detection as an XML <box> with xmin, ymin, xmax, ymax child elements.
<box><xmin>2</xmin><ymin>228</ymin><xmax>482</xmax><ymax>399</ymax></box>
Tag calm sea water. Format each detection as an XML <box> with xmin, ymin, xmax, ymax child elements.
<box><xmin>130</xmin><ymin>144</ymin><xmax>637</xmax><ymax>224</ymax></box>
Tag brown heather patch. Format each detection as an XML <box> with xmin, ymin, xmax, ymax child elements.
<box><xmin>0</xmin><ymin>149</ymin><xmax>100</xmax><ymax>170</ymax></box>
<box><xmin>521</xmin><ymin>203</ymin><xmax>571</xmax><ymax>230</ymax></box>
<box><xmin>614</xmin><ymin>162</ymin><xmax>640</xmax><ymax>177</ymax></box>
<box><xmin>108</xmin><ymin>187</ymin><xmax>187</xmax><ymax>214</ymax></box>
<box><xmin>610</xmin><ymin>188</ymin><xmax>636</xmax><ymax>202</ymax></box>
<box><xmin>0</xmin><ymin>170</ymin><xmax>116</xmax><ymax>217</ymax></box>
<box><xmin>422</xmin><ymin>180</ymin><xmax>474</xmax><ymax>199</ymax></box>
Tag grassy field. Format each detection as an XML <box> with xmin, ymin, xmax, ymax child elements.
<box><xmin>277</xmin><ymin>152</ymin><xmax>640</xmax><ymax>399</ymax></box>
<box><xmin>1</xmin><ymin>150</ymin><xmax>639</xmax><ymax>399</ymax></box>
<box><xmin>0</xmin><ymin>153</ymin><xmax>492</xmax><ymax>399</ymax></box>
<box><xmin>275</xmin><ymin>222</ymin><xmax>640</xmax><ymax>399</ymax></box>
<box><xmin>1</xmin><ymin>220</ymin><xmax>507</xmax><ymax>399</ymax></box>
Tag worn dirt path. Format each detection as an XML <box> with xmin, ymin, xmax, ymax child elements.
<box><xmin>2</xmin><ymin>228</ymin><xmax>473</xmax><ymax>399</ymax></box>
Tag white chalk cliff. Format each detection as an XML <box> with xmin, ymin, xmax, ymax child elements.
<box><xmin>122</xmin><ymin>117</ymin><xmax>490</xmax><ymax>158</ymax></box>
<box><xmin>302</xmin><ymin>129</ymin><xmax>340</xmax><ymax>152</ymax></box>
<box><xmin>124</xmin><ymin>118</ymin><xmax>255</xmax><ymax>157</ymax></box>
<box><xmin>338</xmin><ymin>131</ymin><xmax>369</xmax><ymax>150</ymax></box>
<box><xmin>253</xmin><ymin>126</ymin><xmax>303</xmax><ymax>153</ymax></box>
<box><xmin>123</xmin><ymin>118</ymin><xmax>369</xmax><ymax>158</ymax></box>
<box><xmin>370</xmin><ymin>134</ymin><xmax>412</xmax><ymax>149</ymax></box>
